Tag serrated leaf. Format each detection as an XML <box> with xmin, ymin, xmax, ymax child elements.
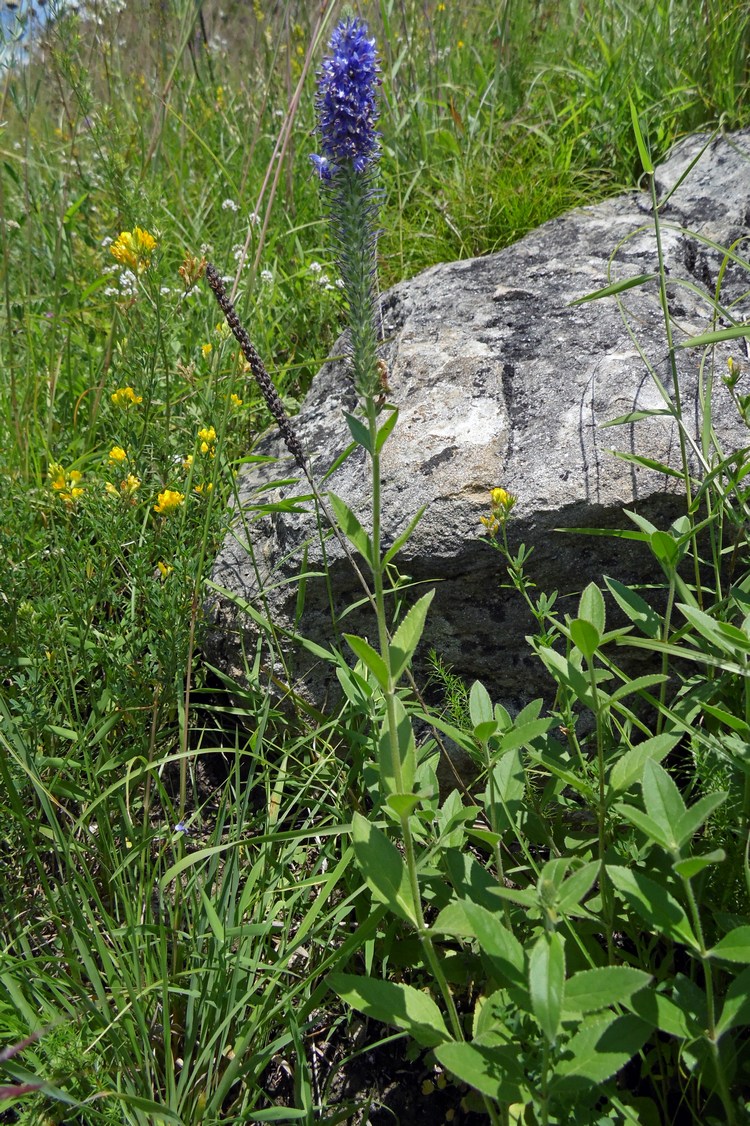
<box><xmin>673</xmin><ymin>849</ymin><xmax>725</xmax><ymax>880</ymax></box>
<box><xmin>529</xmin><ymin>931</ymin><xmax>565</xmax><ymax>1042</ymax></box>
<box><xmin>570</xmin><ymin>617</ymin><xmax>601</xmax><ymax>661</ymax></box>
<box><xmin>563</xmin><ymin>967</ymin><xmax>651</xmax><ymax>1014</ymax></box>
<box><xmin>709</xmin><ymin>926</ymin><xmax>750</xmax><ymax>964</ymax></box>
<box><xmin>557</xmin><ymin>861</ymin><xmax>599</xmax><ymax>915</ymax></box>
<box><xmin>328</xmin><ymin>491</ymin><xmax>373</xmax><ymax>567</ymax></box>
<box><xmin>351</xmin><ymin>813</ymin><xmax>417</xmax><ymax>925</ymax></box>
<box><xmin>329</xmin><ymin>973</ymin><xmax>450</xmax><ymax>1047</ymax></box>
<box><xmin>434</xmin><ymin>1040</ymin><xmax>525</xmax><ymax>1102</ymax></box>
<box><xmin>579</xmin><ymin>582</ymin><xmax>606</xmax><ymax>635</ymax></box>
<box><xmin>378</xmin><ymin>697</ymin><xmax>417</xmax><ymax>798</ymax></box>
<box><xmin>607</xmin><ymin>732</ymin><xmax>680</xmax><ymax>800</ymax></box>
<box><xmin>343</xmin><ymin>633</ymin><xmax>389</xmax><ymax>690</ymax></box>
<box><xmin>631</xmin><ymin>988</ymin><xmax>693</xmax><ymax>1038</ymax></box>
<box><xmin>675</xmin><ymin>791</ymin><xmax>728</xmax><ymax>847</ymax></box>
<box><xmin>469</xmin><ymin>680</ymin><xmax>494</xmax><ymax>727</ymax></box>
<box><xmin>550</xmin><ymin>1013</ymin><xmax>650</xmax><ymax>1091</ymax></box>
<box><xmin>388</xmin><ymin>590</ymin><xmax>434</xmax><ymax>683</ymax></box>
<box><xmin>608</xmin><ymin>866</ymin><xmax>698</xmax><ymax>949</ymax></box>
<box><xmin>617</xmin><ymin>802</ymin><xmax>674</xmax><ymax>849</ymax></box>
<box><xmin>641</xmin><ymin>760</ymin><xmax>686</xmax><ymax>849</ymax></box>
<box><xmin>716</xmin><ymin>967</ymin><xmax>750</xmax><ymax>1035</ymax></box>
<box><xmin>432</xmin><ymin>899</ymin><xmax>526</xmax><ymax>990</ymax></box>
<box><xmin>604</xmin><ymin>577</ymin><xmax>662</xmax><ymax>639</ymax></box>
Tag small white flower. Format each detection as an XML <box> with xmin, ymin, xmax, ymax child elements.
<box><xmin>222</xmin><ymin>198</ymin><xmax>239</xmax><ymax>212</ymax></box>
<box><xmin>260</xmin><ymin>269</ymin><xmax>274</xmax><ymax>284</ymax></box>
<box><xmin>248</xmin><ymin>212</ymin><xmax>261</xmax><ymax>227</ymax></box>
<box><xmin>309</xmin><ymin>261</ymin><xmax>322</xmax><ymax>274</ymax></box>
<box><xmin>160</xmin><ymin>286</ymin><xmax>172</xmax><ymax>296</ymax></box>
<box><xmin>317</xmin><ymin>273</ymin><xmax>330</xmax><ymax>286</ymax></box>
<box><xmin>335</xmin><ymin>278</ymin><xmax>345</xmax><ymax>289</ymax></box>
<box><xmin>101</xmin><ymin>236</ymin><xmax>113</xmax><ymax>248</ymax></box>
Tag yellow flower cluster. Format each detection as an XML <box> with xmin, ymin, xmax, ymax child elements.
<box><xmin>105</xmin><ymin>474</ymin><xmax>141</xmax><ymax>502</ymax></box>
<box><xmin>154</xmin><ymin>488</ymin><xmax>185</xmax><ymax>515</ymax></box>
<box><xmin>48</xmin><ymin>462</ymin><xmax>84</xmax><ymax>506</ymax></box>
<box><xmin>110</xmin><ymin>227</ymin><xmax>157</xmax><ymax>274</ymax></box>
<box><xmin>108</xmin><ymin>445</ymin><xmax>128</xmax><ymax>464</ymax></box>
<box><xmin>111</xmin><ymin>386</ymin><xmax>143</xmax><ymax>409</ymax></box>
<box><xmin>198</xmin><ymin>425</ymin><xmax>216</xmax><ymax>455</ymax></box>
<box><xmin>480</xmin><ymin>486</ymin><xmax>517</xmax><ymax>536</ymax></box>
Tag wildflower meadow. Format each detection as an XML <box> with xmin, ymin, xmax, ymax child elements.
<box><xmin>2</xmin><ymin>1</ymin><xmax>750</xmax><ymax>1123</ymax></box>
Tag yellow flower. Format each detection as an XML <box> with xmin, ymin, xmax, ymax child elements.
<box><xmin>154</xmin><ymin>488</ymin><xmax>185</xmax><ymax>515</ymax></box>
<box><xmin>48</xmin><ymin>463</ymin><xmax>84</xmax><ymax>506</ymax></box>
<box><xmin>229</xmin><ymin>393</ymin><xmax>243</xmax><ymax>408</ymax></box>
<box><xmin>194</xmin><ymin>482</ymin><xmax>213</xmax><ymax>495</ymax></box>
<box><xmin>201</xmin><ymin>343</ymin><xmax>213</xmax><ymax>358</ymax></box>
<box><xmin>110</xmin><ymin>227</ymin><xmax>157</xmax><ymax>274</ymax></box>
<box><xmin>157</xmin><ymin>561</ymin><xmax>174</xmax><ymax>579</ymax></box>
<box><xmin>215</xmin><ymin>321</ymin><xmax>230</xmax><ymax>339</ymax></box>
<box><xmin>108</xmin><ymin>445</ymin><xmax>128</xmax><ymax>464</ymax></box>
<box><xmin>111</xmin><ymin>386</ymin><xmax>143</xmax><ymax>409</ymax></box>
<box><xmin>105</xmin><ymin>481</ymin><xmax>120</xmax><ymax>498</ymax></box>
<box><xmin>121</xmin><ymin>474</ymin><xmax>141</xmax><ymax>498</ymax></box>
<box><xmin>183</xmin><ymin>454</ymin><xmax>194</xmax><ymax>472</ymax></box>
<box><xmin>198</xmin><ymin>425</ymin><xmax>217</xmax><ymax>455</ymax></box>
<box><xmin>490</xmin><ymin>487</ymin><xmax>514</xmax><ymax>509</ymax></box>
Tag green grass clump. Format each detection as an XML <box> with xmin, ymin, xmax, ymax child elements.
<box><xmin>2</xmin><ymin>1</ymin><xmax>750</xmax><ymax>1123</ymax></box>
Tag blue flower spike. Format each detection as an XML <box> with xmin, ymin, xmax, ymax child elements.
<box><xmin>311</xmin><ymin>18</ymin><xmax>381</xmax><ymax>180</ymax></box>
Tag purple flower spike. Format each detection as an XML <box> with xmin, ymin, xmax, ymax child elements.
<box><xmin>311</xmin><ymin>18</ymin><xmax>381</xmax><ymax>179</ymax></box>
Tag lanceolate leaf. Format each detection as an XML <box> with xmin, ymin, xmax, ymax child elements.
<box><xmin>434</xmin><ymin>1041</ymin><xmax>526</xmax><ymax>1103</ymax></box>
<box><xmin>327</xmin><ymin>491</ymin><xmax>373</xmax><ymax>567</ymax></box>
<box><xmin>328</xmin><ymin>973</ymin><xmax>450</xmax><ymax>1047</ymax></box>
<box><xmin>549</xmin><ymin>1013</ymin><xmax>650</xmax><ymax>1091</ymax></box>
<box><xmin>529</xmin><ymin>931</ymin><xmax>565</xmax><ymax>1042</ymax></box>
<box><xmin>608</xmin><ymin>866</ymin><xmax>699</xmax><ymax>949</ymax></box>
<box><xmin>709</xmin><ymin>926</ymin><xmax>750</xmax><ymax>964</ymax></box>
<box><xmin>351</xmin><ymin>813</ymin><xmax>417</xmax><ymax>925</ymax></box>
<box><xmin>389</xmin><ymin>590</ymin><xmax>434</xmax><ymax>683</ymax></box>
<box><xmin>563</xmin><ymin>967</ymin><xmax>651</xmax><ymax>1014</ymax></box>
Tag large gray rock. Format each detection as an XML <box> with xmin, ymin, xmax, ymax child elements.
<box><xmin>206</xmin><ymin>129</ymin><xmax>750</xmax><ymax>712</ymax></box>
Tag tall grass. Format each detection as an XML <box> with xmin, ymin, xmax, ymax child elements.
<box><xmin>1</xmin><ymin>0</ymin><xmax>749</xmax><ymax>1122</ymax></box>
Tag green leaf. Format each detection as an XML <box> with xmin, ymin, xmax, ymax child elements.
<box><xmin>529</xmin><ymin>931</ymin><xmax>565</xmax><ymax>1042</ymax></box>
<box><xmin>386</xmin><ymin>793</ymin><xmax>422</xmax><ymax>818</ymax></box>
<box><xmin>434</xmin><ymin>1041</ymin><xmax>525</xmax><ymax>1102</ymax></box>
<box><xmin>378</xmin><ymin>696</ymin><xmax>417</xmax><ymax>797</ymax></box>
<box><xmin>631</xmin><ymin>989</ymin><xmax>693</xmax><ymax>1038</ymax></box>
<box><xmin>675</xmin><ymin>791</ymin><xmax>728</xmax><ymax>847</ymax></box>
<box><xmin>579</xmin><ymin>582</ymin><xmax>606</xmax><ymax>635</ymax></box>
<box><xmin>569</xmin><ymin>273</ymin><xmax>656</xmax><ymax>306</ymax></box>
<box><xmin>569</xmin><ymin>617</ymin><xmax>601</xmax><ymax>661</ymax></box>
<box><xmin>328</xmin><ymin>491</ymin><xmax>373</xmax><ymax>567</ymax></box>
<box><xmin>328</xmin><ymin>973</ymin><xmax>450</xmax><ymax>1048</ymax></box>
<box><xmin>676</xmin><ymin>323</ymin><xmax>750</xmax><ymax>349</ymax></box>
<box><xmin>604</xmin><ymin>577</ymin><xmax>662</xmax><ymax>639</ymax></box>
<box><xmin>709</xmin><ymin>926</ymin><xmax>750</xmax><ymax>964</ymax></box>
<box><xmin>344</xmin><ymin>412</ymin><xmax>372</xmax><ymax>453</ymax></box>
<box><xmin>673</xmin><ymin>850</ymin><xmax>725</xmax><ymax>880</ymax></box>
<box><xmin>629</xmin><ymin>96</ymin><xmax>654</xmax><ymax>174</ymax></box>
<box><xmin>608</xmin><ymin>866</ymin><xmax>698</xmax><ymax>949</ymax></box>
<box><xmin>389</xmin><ymin>590</ymin><xmax>434</xmax><ymax>683</ymax></box>
<box><xmin>351</xmin><ymin>813</ymin><xmax>417</xmax><ymax>925</ymax></box>
<box><xmin>498</xmin><ymin>717</ymin><xmax>554</xmax><ymax>753</ymax></box>
<box><xmin>563</xmin><ymin>967</ymin><xmax>651</xmax><ymax>1014</ymax></box>
<box><xmin>535</xmin><ymin>645</ymin><xmax>595</xmax><ymax>706</ymax></box>
<box><xmin>469</xmin><ymin>680</ymin><xmax>494</xmax><ymax>727</ymax></box>
<box><xmin>383</xmin><ymin>506</ymin><xmax>426</xmax><ymax>566</ymax></box>
<box><xmin>375</xmin><ymin>406</ymin><xmax>399</xmax><ymax>452</ymax></box>
<box><xmin>343</xmin><ymin>633</ymin><xmax>389</xmax><ymax>690</ymax></box>
<box><xmin>617</xmin><ymin>802</ymin><xmax>674</xmax><ymax>849</ymax></box>
<box><xmin>641</xmin><ymin>760</ymin><xmax>686</xmax><ymax>850</ymax></box>
<box><xmin>716</xmin><ymin>966</ymin><xmax>750</xmax><ymax>1035</ymax></box>
<box><xmin>556</xmin><ymin>861</ymin><xmax>599</xmax><ymax>916</ymax></box>
<box><xmin>650</xmin><ymin>530</ymin><xmax>680</xmax><ymax>569</ymax></box>
<box><xmin>550</xmin><ymin>1013</ymin><xmax>650</xmax><ymax>1091</ymax></box>
<box><xmin>607</xmin><ymin>732</ymin><xmax>680</xmax><ymax>800</ymax></box>
<box><xmin>432</xmin><ymin>899</ymin><xmax>526</xmax><ymax>990</ymax></box>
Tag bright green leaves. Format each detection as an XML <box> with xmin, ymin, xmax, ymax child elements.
<box><xmin>617</xmin><ymin>759</ymin><xmax>727</xmax><ymax>855</ymax></box>
<box><xmin>344</xmin><ymin>590</ymin><xmax>434</xmax><ymax>693</ymax></box>
<box><xmin>328</xmin><ymin>491</ymin><xmax>373</xmax><ymax>567</ymax></box>
<box><xmin>529</xmin><ymin>931</ymin><xmax>566</xmax><ymax>1043</ymax></box>
<box><xmin>569</xmin><ymin>582</ymin><xmax>606</xmax><ymax>661</ymax></box>
<box><xmin>378</xmin><ymin>695</ymin><xmax>417</xmax><ymax>800</ymax></box>
<box><xmin>328</xmin><ymin>972</ymin><xmax>450</xmax><ymax>1049</ymax></box>
<box><xmin>351</xmin><ymin>812</ymin><xmax>418</xmax><ymax>925</ymax></box>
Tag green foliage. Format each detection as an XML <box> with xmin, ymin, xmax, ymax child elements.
<box><xmin>3</xmin><ymin>1</ymin><xmax>750</xmax><ymax>1124</ymax></box>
